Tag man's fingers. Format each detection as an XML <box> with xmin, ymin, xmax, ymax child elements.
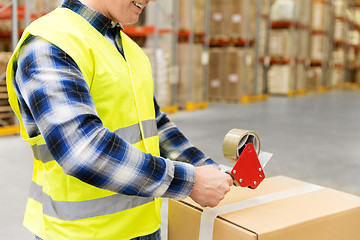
<box><xmin>226</xmin><ymin>174</ymin><xmax>233</xmax><ymax>186</ymax></box>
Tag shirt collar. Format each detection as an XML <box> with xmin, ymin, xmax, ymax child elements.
<box><xmin>61</xmin><ymin>0</ymin><xmax>123</xmax><ymax>36</ymax></box>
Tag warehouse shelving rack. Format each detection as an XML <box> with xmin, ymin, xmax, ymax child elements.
<box><xmin>309</xmin><ymin>0</ymin><xmax>334</xmax><ymax>92</ymax></box>
<box><xmin>259</xmin><ymin>0</ymin><xmax>272</xmax><ymax>96</ymax></box>
<box><xmin>341</xmin><ymin>0</ymin><xmax>360</xmax><ymax>88</ymax></box>
<box><xmin>267</xmin><ymin>0</ymin><xmax>312</xmax><ymax>96</ymax></box>
<box><xmin>331</xmin><ymin>0</ymin><xmax>348</xmax><ymax>89</ymax></box>
<box><xmin>175</xmin><ymin>0</ymin><xmax>209</xmax><ymax>111</ymax></box>
<box><xmin>245</xmin><ymin>0</ymin><xmax>269</xmax><ymax>103</ymax></box>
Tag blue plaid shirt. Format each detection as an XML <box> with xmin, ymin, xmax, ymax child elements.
<box><xmin>12</xmin><ymin>0</ymin><xmax>216</xmax><ymax>200</ymax></box>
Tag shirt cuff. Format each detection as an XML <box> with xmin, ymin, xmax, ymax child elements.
<box><xmin>162</xmin><ymin>160</ymin><xmax>195</xmax><ymax>200</ymax></box>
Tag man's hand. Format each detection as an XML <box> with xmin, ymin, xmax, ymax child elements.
<box><xmin>189</xmin><ymin>165</ymin><xmax>233</xmax><ymax>208</ymax></box>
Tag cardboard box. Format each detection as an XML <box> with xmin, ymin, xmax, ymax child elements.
<box><xmin>177</xmin><ymin>43</ymin><xmax>205</xmax><ymax>109</ymax></box>
<box><xmin>296</xmin><ymin>63</ymin><xmax>307</xmax><ymax>91</ymax></box>
<box><xmin>311</xmin><ymin>35</ymin><xmax>328</xmax><ymax>61</ymax></box>
<box><xmin>210</xmin><ymin>0</ymin><xmax>227</xmax><ymax>38</ymax></box>
<box><xmin>307</xmin><ymin>66</ymin><xmax>322</xmax><ymax>91</ymax></box>
<box><xmin>168</xmin><ymin>176</ymin><xmax>360</xmax><ymax>240</ymax></box>
<box><xmin>334</xmin><ymin>19</ymin><xmax>345</xmax><ymax>42</ymax></box>
<box><xmin>268</xmin><ymin>64</ymin><xmax>294</xmax><ymax>95</ymax></box>
<box><xmin>331</xmin><ymin>67</ymin><xmax>345</xmax><ymax>87</ymax></box>
<box><xmin>332</xmin><ymin>48</ymin><xmax>345</xmax><ymax>66</ymax></box>
<box><xmin>142</xmin><ymin>47</ymin><xmax>172</xmax><ymax>108</ymax></box>
<box><xmin>224</xmin><ymin>47</ymin><xmax>247</xmax><ymax>100</ymax></box>
<box><xmin>225</xmin><ymin>0</ymin><xmax>255</xmax><ymax>39</ymax></box>
<box><xmin>208</xmin><ymin>48</ymin><xmax>226</xmax><ymax>100</ymax></box>
<box><xmin>269</xmin><ymin>29</ymin><xmax>293</xmax><ymax>59</ymax></box>
<box><xmin>298</xmin><ymin>29</ymin><xmax>310</xmax><ymax>60</ymax></box>
<box><xmin>178</xmin><ymin>0</ymin><xmax>206</xmax><ymax>34</ymax></box>
<box><xmin>311</xmin><ymin>3</ymin><xmax>328</xmax><ymax>31</ymax></box>
<box><xmin>334</xmin><ymin>0</ymin><xmax>346</xmax><ymax>18</ymax></box>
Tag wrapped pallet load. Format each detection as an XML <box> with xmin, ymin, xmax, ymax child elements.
<box><xmin>177</xmin><ymin>43</ymin><xmax>205</xmax><ymax>109</ymax></box>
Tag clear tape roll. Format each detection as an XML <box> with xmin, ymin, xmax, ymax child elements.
<box><xmin>222</xmin><ymin>128</ymin><xmax>261</xmax><ymax>163</ymax></box>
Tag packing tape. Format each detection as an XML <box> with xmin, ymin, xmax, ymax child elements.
<box><xmin>198</xmin><ymin>184</ymin><xmax>325</xmax><ymax>240</ymax></box>
<box><xmin>222</xmin><ymin>128</ymin><xmax>261</xmax><ymax>163</ymax></box>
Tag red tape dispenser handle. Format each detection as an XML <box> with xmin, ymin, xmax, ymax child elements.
<box><xmin>230</xmin><ymin>142</ymin><xmax>265</xmax><ymax>189</ymax></box>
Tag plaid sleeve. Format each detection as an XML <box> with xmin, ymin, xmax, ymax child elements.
<box><xmin>154</xmin><ymin>98</ymin><xmax>218</xmax><ymax>167</ymax></box>
<box><xmin>13</xmin><ymin>35</ymin><xmax>195</xmax><ymax>200</ymax></box>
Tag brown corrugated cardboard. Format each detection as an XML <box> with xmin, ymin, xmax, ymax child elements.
<box><xmin>311</xmin><ymin>35</ymin><xmax>327</xmax><ymax>61</ymax></box>
<box><xmin>177</xmin><ymin>43</ymin><xmax>205</xmax><ymax>109</ymax></box>
<box><xmin>210</xmin><ymin>0</ymin><xmax>226</xmax><ymax>38</ymax></box>
<box><xmin>269</xmin><ymin>29</ymin><xmax>293</xmax><ymax>59</ymax></box>
<box><xmin>208</xmin><ymin>48</ymin><xmax>226</xmax><ymax>100</ymax></box>
<box><xmin>224</xmin><ymin>47</ymin><xmax>245</xmax><ymax>100</ymax></box>
<box><xmin>168</xmin><ymin>176</ymin><xmax>360</xmax><ymax>240</ymax></box>
<box><xmin>178</xmin><ymin>0</ymin><xmax>206</xmax><ymax>34</ymax></box>
<box><xmin>307</xmin><ymin>66</ymin><xmax>322</xmax><ymax>91</ymax></box>
<box><xmin>225</xmin><ymin>0</ymin><xmax>255</xmax><ymax>39</ymax></box>
<box><xmin>268</xmin><ymin>64</ymin><xmax>294</xmax><ymax>94</ymax></box>
<box><xmin>312</xmin><ymin>3</ymin><xmax>328</xmax><ymax>31</ymax></box>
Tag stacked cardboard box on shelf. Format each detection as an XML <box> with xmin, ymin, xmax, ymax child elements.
<box><xmin>223</xmin><ymin>47</ymin><xmax>254</xmax><ymax>101</ymax></box>
<box><xmin>225</xmin><ymin>0</ymin><xmax>255</xmax><ymax>40</ymax></box>
<box><xmin>311</xmin><ymin>34</ymin><xmax>328</xmax><ymax>61</ymax></box>
<box><xmin>142</xmin><ymin>48</ymin><xmax>172</xmax><ymax>109</ymax></box>
<box><xmin>332</xmin><ymin>0</ymin><xmax>347</xmax><ymax>87</ymax></box>
<box><xmin>309</xmin><ymin>0</ymin><xmax>332</xmax><ymax>90</ymax></box>
<box><xmin>311</xmin><ymin>2</ymin><xmax>328</xmax><ymax>31</ymax></box>
<box><xmin>209</xmin><ymin>0</ymin><xmax>256</xmax><ymax>40</ymax></box>
<box><xmin>178</xmin><ymin>0</ymin><xmax>205</xmax><ymax>34</ymax></box>
<box><xmin>177</xmin><ymin>43</ymin><xmax>205</xmax><ymax>109</ymax></box>
<box><xmin>208</xmin><ymin>46</ymin><xmax>256</xmax><ymax>102</ymax></box>
<box><xmin>177</xmin><ymin>0</ymin><xmax>208</xmax><ymax>110</ymax></box>
<box><xmin>296</xmin><ymin>63</ymin><xmax>307</xmax><ymax>91</ymax></box>
<box><xmin>331</xmin><ymin>67</ymin><xmax>345</xmax><ymax>86</ymax></box>
<box><xmin>334</xmin><ymin>19</ymin><xmax>346</xmax><ymax>43</ymax></box>
<box><xmin>208</xmin><ymin>48</ymin><xmax>225</xmax><ymax>100</ymax></box>
<box><xmin>209</xmin><ymin>0</ymin><xmax>227</xmax><ymax>38</ymax></box>
<box><xmin>208</xmin><ymin>0</ymin><xmax>261</xmax><ymax>102</ymax></box>
<box><xmin>269</xmin><ymin>29</ymin><xmax>293</xmax><ymax>59</ymax></box>
<box><xmin>268</xmin><ymin>64</ymin><xmax>294</xmax><ymax>95</ymax></box>
<box><xmin>267</xmin><ymin>0</ymin><xmax>305</xmax><ymax>95</ymax></box>
<box><xmin>307</xmin><ymin>66</ymin><xmax>322</xmax><ymax>91</ymax></box>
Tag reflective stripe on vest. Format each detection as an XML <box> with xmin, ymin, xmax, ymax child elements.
<box><xmin>32</xmin><ymin>119</ymin><xmax>158</xmax><ymax>163</ymax></box>
<box><xmin>29</xmin><ymin>181</ymin><xmax>153</xmax><ymax>221</ymax></box>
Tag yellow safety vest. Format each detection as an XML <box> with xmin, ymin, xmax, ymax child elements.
<box><xmin>7</xmin><ymin>7</ymin><xmax>162</xmax><ymax>240</ymax></box>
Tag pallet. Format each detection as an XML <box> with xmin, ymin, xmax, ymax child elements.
<box><xmin>338</xmin><ymin>82</ymin><xmax>359</xmax><ymax>90</ymax></box>
<box><xmin>319</xmin><ymin>86</ymin><xmax>333</xmax><ymax>93</ymax></box>
<box><xmin>0</xmin><ymin>125</ymin><xmax>20</xmax><ymax>136</ymax></box>
<box><xmin>160</xmin><ymin>105</ymin><xmax>179</xmax><ymax>114</ymax></box>
<box><xmin>241</xmin><ymin>94</ymin><xmax>268</xmax><ymax>103</ymax></box>
<box><xmin>209</xmin><ymin>97</ymin><xmax>227</xmax><ymax>103</ymax></box>
<box><xmin>185</xmin><ymin>102</ymin><xmax>208</xmax><ymax>111</ymax></box>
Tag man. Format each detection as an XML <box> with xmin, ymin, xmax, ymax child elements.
<box><xmin>7</xmin><ymin>0</ymin><xmax>232</xmax><ymax>239</ymax></box>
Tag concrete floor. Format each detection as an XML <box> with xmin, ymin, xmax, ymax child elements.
<box><xmin>1</xmin><ymin>90</ymin><xmax>359</xmax><ymax>239</ymax></box>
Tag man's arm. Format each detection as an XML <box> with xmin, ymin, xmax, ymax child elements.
<box><xmin>154</xmin><ymin>98</ymin><xmax>217</xmax><ymax>167</ymax></box>
<box><xmin>154</xmin><ymin>96</ymin><xmax>233</xmax><ymax>207</ymax></box>
<box><xmin>14</xmin><ymin>35</ymin><xmax>196</xmax><ymax>200</ymax></box>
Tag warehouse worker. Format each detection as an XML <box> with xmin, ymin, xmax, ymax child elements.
<box><xmin>6</xmin><ymin>0</ymin><xmax>232</xmax><ymax>239</ymax></box>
